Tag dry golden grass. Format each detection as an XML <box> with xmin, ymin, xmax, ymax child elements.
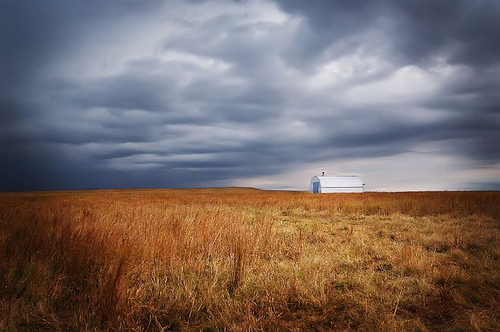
<box><xmin>1</xmin><ymin>188</ymin><xmax>499</xmax><ymax>331</ymax></box>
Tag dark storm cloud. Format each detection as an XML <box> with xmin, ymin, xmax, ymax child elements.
<box><xmin>276</xmin><ymin>0</ymin><xmax>500</xmax><ymax>154</ymax></box>
<box><xmin>393</xmin><ymin>0</ymin><xmax>500</xmax><ymax>67</ymax></box>
<box><xmin>276</xmin><ymin>0</ymin><xmax>500</xmax><ymax>67</ymax></box>
<box><xmin>1</xmin><ymin>0</ymin><xmax>499</xmax><ymax>190</ymax></box>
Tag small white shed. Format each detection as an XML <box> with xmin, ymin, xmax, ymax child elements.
<box><xmin>310</xmin><ymin>175</ymin><xmax>365</xmax><ymax>193</ymax></box>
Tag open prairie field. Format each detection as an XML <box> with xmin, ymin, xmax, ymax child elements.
<box><xmin>1</xmin><ymin>189</ymin><xmax>499</xmax><ymax>331</ymax></box>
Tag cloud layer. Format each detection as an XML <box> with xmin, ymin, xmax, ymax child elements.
<box><xmin>1</xmin><ymin>0</ymin><xmax>499</xmax><ymax>190</ymax></box>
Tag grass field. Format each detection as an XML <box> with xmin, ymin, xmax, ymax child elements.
<box><xmin>1</xmin><ymin>188</ymin><xmax>499</xmax><ymax>331</ymax></box>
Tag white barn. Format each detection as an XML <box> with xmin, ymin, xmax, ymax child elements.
<box><xmin>310</xmin><ymin>175</ymin><xmax>365</xmax><ymax>193</ymax></box>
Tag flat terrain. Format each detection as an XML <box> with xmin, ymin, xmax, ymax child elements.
<box><xmin>1</xmin><ymin>189</ymin><xmax>499</xmax><ymax>331</ymax></box>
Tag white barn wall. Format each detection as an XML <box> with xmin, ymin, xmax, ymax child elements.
<box><xmin>310</xmin><ymin>175</ymin><xmax>364</xmax><ymax>193</ymax></box>
<box><xmin>321</xmin><ymin>187</ymin><xmax>363</xmax><ymax>193</ymax></box>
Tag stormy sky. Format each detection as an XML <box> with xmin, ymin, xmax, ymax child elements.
<box><xmin>1</xmin><ymin>0</ymin><xmax>499</xmax><ymax>191</ymax></box>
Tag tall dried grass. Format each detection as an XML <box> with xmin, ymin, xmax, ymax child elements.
<box><xmin>0</xmin><ymin>189</ymin><xmax>499</xmax><ymax>331</ymax></box>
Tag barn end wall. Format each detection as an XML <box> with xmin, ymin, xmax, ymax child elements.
<box><xmin>310</xmin><ymin>176</ymin><xmax>321</xmax><ymax>193</ymax></box>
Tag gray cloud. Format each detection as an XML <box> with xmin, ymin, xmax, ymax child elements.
<box><xmin>1</xmin><ymin>0</ymin><xmax>499</xmax><ymax>191</ymax></box>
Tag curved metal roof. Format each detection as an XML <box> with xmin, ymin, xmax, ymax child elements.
<box><xmin>311</xmin><ymin>175</ymin><xmax>364</xmax><ymax>188</ymax></box>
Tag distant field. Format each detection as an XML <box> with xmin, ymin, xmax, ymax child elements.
<box><xmin>1</xmin><ymin>189</ymin><xmax>499</xmax><ymax>331</ymax></box>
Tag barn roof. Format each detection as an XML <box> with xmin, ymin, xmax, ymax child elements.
<box><xmin>313</xmin><ymin>175</ymin><xmax>364</xmax><ymax>188</ymax></box>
